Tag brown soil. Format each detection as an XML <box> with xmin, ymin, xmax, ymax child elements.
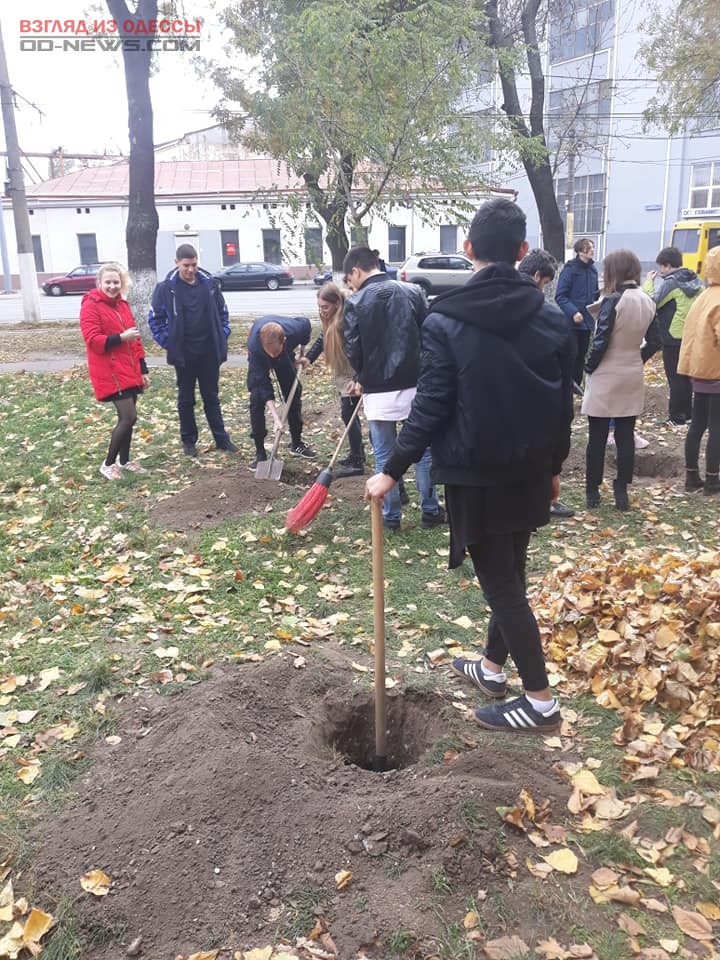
<box><xmin>32</xmin><ymin>651</ymin><xmax>573</xmax><ymax>959</ymax></box>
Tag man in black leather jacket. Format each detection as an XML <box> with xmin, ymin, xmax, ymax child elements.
<box><xmin>366</xmin><ymin>199</ymin><xmax>574</xmax><ymax>734</ymax></box>
<box><xmin>343</xmin><ymin>246</ymin><xmax>444</xmax><ymax>530</ymax></box>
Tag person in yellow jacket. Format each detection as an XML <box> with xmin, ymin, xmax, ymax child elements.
<box><xmin>678</xmin><ymin>246</ymin><xmax>720</xmax><ymax>495</ymax></box>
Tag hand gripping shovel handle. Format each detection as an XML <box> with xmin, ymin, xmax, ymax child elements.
<box><xmin>257</xmin><ymin>369</ymin><xmax>302</xmax><ymax>479</ymax></box>
<box><xmin>371</xmin><ymin>498</ymin><xmax>387</xmax><ymax>771</ymax></box>
<box><xmin>327</xmin><ymin>398</ymin><xmax>363</xmax><ymax>471</ymax></box>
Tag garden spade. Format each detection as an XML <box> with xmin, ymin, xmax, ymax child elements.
<box><xmin>255</xmin><ymin>369</ymin><xmax>301</xmax><ymax>481</ymax></box>
<box><xmin>371</xmin><ymin>498</ymin><xmax>387</xmax><ymax>772</ymax></box>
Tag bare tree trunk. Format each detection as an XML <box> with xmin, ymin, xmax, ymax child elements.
<box><xmin>485</xmin><ymin>0</ymin><xmax>566</xmax><ymax>262</ymax></box>
<box><xmin>107</xmin><ymin>0</ymin><xmax>159</xmax><ymax>334</ymax></box>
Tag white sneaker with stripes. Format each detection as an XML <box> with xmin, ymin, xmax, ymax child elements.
<box><xmin>473</xmin><ymin>695</ymin><xmax>561</xmax><ymax>734</ymax></box>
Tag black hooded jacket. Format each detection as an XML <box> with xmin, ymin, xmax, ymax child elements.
<box><xmin>383</xmin><ymin>264</ymin><xmax>575</xmax><ymax>487</ymax></box>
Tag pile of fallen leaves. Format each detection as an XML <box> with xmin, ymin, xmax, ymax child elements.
<box><xmin>535</xmin><ymin>547</ymin><xmax>720</xmax><ymax>771</ymax></box>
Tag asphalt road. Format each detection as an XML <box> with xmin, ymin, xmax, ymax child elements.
<box><xmin>0</xmin><ymin>285</ymin><xmax>322</xmax><ymax>325</ymax></box>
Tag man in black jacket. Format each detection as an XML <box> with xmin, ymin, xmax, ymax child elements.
<box><xmin>366</xmin><ymin>199</ymin><xmax>574</xmax><ymax>733</ymax></box>
<box><xmin>343</xmin><ymin>246</ymin><xmax>443</xmax><ymax>530</ymax></box>
<box><xmin>149</xmin><ymin>244</ymin><xmax>237</xmax><ymax>458</ymax></box>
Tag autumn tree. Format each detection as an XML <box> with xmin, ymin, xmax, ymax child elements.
<box><xmin>641</xmin><ymin>0</ymin><xmax>718</xmax><ymax>133</ymax></box>
<box><xmin>212</xmin><ymin>0</ymin><xmax>489</xmax><ymax>269</ymax></box>
<box><xmin>106</xmin><ymin>0</ymin><xmax>160</xmax><ymax>327</ymax></box>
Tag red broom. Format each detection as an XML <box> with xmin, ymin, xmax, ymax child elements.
<box><xmin>286</xmin><ymin>401</ymin><xmax>363</xmax><ymax>532</ymax></box>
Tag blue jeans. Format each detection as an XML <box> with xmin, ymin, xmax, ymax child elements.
<box><xmin>368</xmin><ymin>420</ymin><xmax>439</xmax><ymax>523</ymax></box>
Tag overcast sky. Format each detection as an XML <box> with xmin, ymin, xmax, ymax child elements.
<box><xmin>1</xmin><ymin>3</ymin><xmax>227</xmax><ymax>174</ymax></box>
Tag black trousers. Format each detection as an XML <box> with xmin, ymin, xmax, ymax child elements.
<box><xmin>340</xmin><ymin>394</ymin><xmax>364</xmax><ymax>460</ymax></box>
<box><xmin>468</xmin><ymin>532</ymin><xmax>549</xmax><ymax>692</ymax></box>
<box><xmin>586</xmin><ymin>415</ymin><xmax>635</xmax><ymax>487</ymax></box>
<box><xmin>662</xmin><ymin>344</ymin><xmax>693</xmax><ymax>423</ymax></box>
<box><xmin>573</xmin><ymin>328</ymin><xmax>592</xmax><ymax>386</ymax></box>
<box><xmin>249</xmin><ymin>351</ymin><xmax>302</xmax><ymax>449</ymax></box>
<box><xmin>175</xmin><ymin>353</ymin><xmax>229</xmax><ymax>446</ymax></box>
<box><xmin>686</xmin><ymin>393</ymin><xmax>720</xmax><ymax>474</ymax></box>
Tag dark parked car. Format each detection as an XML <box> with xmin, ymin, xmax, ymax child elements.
<box><xmin>213</xmin><ymin>262</ymin><xmax>294</xmax><ymax>291</ymax></box>
<box><xmin>313</xmin><ymin>265</ymin><xmax>398</xmax><ymax>286</ymax></box>
<box><xmin>42</xmin><ymin>264</ymin><xmax>104</xmax><ymax>296</ymax></box>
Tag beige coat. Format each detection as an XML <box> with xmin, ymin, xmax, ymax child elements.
<box><xmin>677</xmin><ymin>246</ymin><xmax>720</xmax><ymax>381</ymax></box>
<box><xmin>581</xmin><ymin>286</ymin><xmax>656</xmax><ymax>418</ymax></box>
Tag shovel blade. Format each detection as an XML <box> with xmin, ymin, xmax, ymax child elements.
<box><xmin>255</xmin><ymin>457</ymin><xmax>284</xmax><ymax>481</ymax></box>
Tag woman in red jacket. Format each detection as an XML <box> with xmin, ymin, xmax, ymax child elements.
<box><xmin>80</xmin><ymin>263</ymin><xmax>150</xmax><ymax>479</ymax></box>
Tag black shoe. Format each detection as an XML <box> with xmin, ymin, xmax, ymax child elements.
<box><xmin>382</xmin><ymin>518</ymin><xmax>401</xmax><ymax>532</ymax></box>
<box><xmin>421</xmin><ymin>507</ymin><xmax>447</xmax><ymax>529</ymax></box>
<box><xmin>290</xmin><ymin>442</ymin><xmax>317</xmax><ymax>460</ymax></box>
<box><xmin>586</xmin><ymin>486</ymin><xmax>600</xmax><ymax>509</ymax></box>
<box><xmin>451</xmin><ymin>658</ymin><xmax>507</xmax><ymax>699</ymax></box>
<box><xmin>249</xmin><ymin>453</ymin><xmax>267</xmax><ymax>471</ymax></box>
<box><xmin>473</xmin><ymin>695</ymin><xmax>562</xmax><ymax>734</ymax></box>
<box><xmin>398</xmin><ymin>480</ymin><xmax>410</xmax><ymax>506</ymax></box>
<box><xmin>183</xmin><ymin>443</ymin><xmax>199</xmax><ymax>458</ymax></box>
<box><xmin>661</xmin><ymin>418</ymin><xmax>686</xmax><ymax>428</ymax></box>
<box><xmin>704</xmin><ymin>475</ymin><xmax>720</xmax><ymax>496</ymax></box>
<box><xmin>613</xmin><ymin>479</ymin><xmax>629</xmax><ymax>512</ymax></box>
<box><xmin>685</xmin><ymin>469</ymin><xmax>704</xmax><ymax>492</ymax></box>
<box><xmin>339</xmin><ymin>454</ymin><xmax>365</xmax><ymax>468</ymax></box>
<box><xmin>335</xmin><ymin>461</ymin><xmax>364</xmax><ymax>478</ymax></box>
<box><xmin>550</xmin><ymin>500</ymin><xmax>575</xmax><ymax>519</ymax></box>
<box><xmin>216</xmin><ymin>439</ymin><xmax>238</xmax><ymax>453</ymax></box>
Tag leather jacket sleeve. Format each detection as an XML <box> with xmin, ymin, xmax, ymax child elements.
<box><xmin>585</xmin><ymin>295</ymin><xmax>617</xmax><ymax>374</ymax></box>
<box><xmin>641</xmin><ymin>317</ymin><xmax>661</xmax><ymax>363</ymax></box>
<box><xmin>343</xmin><ymin>298</ymin><xmax>363</xmax><ymax>379</ymax></box>
<box><xmin>306</xmin><ymin>334</ymin><xmax>324</xmax><ymax>364</ymax></box>
<box><xmin>383</xmin><ymin>315</ymin><xmax>456</xmax><ymax>478</ymax></box>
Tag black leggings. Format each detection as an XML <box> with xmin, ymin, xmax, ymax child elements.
<box><xmin>105</xmin><ymin>396</ymin><xmax>137</xmax><ymax>466</ymax></box>
<box><xmin>685</xmin><ymin>393</ymin><xmax>720</xmax><ymax>474</ymax></box>
<box><xmin>468</xmin><ymin>532</ymin><xmax>548</xmax><ymax>692</ymax></box>
<box><xmin>586</xmin><ymin>415</ymin><xmax>635</xmax><ymax>487</ymax></box>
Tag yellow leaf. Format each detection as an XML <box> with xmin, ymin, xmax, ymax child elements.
<box><xmin>153</xmin><ymin>646</ymin><xmax>179</xmax><ymax>659</ymax></box>
<box><xmin>335</xmin><ymin>869</ymin><xmax>352</xmax><ymax>890</ymax></box>
<box><xmin>571</xmin><ymin>769</ymin><xmax>605</xmax><ymax>795</ymax></box>
<box><xmin>22</xmin><ymin>908</ymin><xmax>54</xmax><ymax>945</ymax></box>
<box><xmin>0</xmin><ymin>879</ymin><xmax>13</xmax><ymax>923</ymax></box>
<box><xmin>671</xmin><ymin>905</ymin><xmax>713</xmax><ymax>940</ymax></box>
<box><xmin>644</xmin><ymin>867</ymin><xmax>674</xmax><ymax>887</ymax></box>
<box><xmin>16</xmin><ymin>761</ymin><xmax>41</xmax><ymax>785</ymax></box>
<box><xmin>463</xmin><ymin>910</ymin><xmax>479</xmax><ymax>929</ymax></box>
<box><xmin>543</xmin><ymin>848</ymin><xmax>578</xmax><ymax>874</ymax></box>
<box><xmin>351</xmin><ymin>662</ymin><xmax>369</xmax><ymax>673</ymax></box>
<box><xmin>640</xmin><ymin>898</ymin><xmax>668</xmax><ymax>912</ymax></box>
<box><xmin>658</xmin><ymin>940</ymin><xmax>679</xmax><ymax>954</ymax></box>
<box><xmin>0</xmin><ymin>921</ymin><xmax>25</xmax><ymax>960</ymax></box>
<box><xmin>80</xmin><ymin>870</ymin><xmax>111</xmax><ymax>896</ymax></box>
<box><xmin>242</xmin><ymin>950</ymin><xmax>273</xmax><ymax>960</ymax></box>
<box><xmin>36</xmin><ymin>667</ymin><xmax>61</xmax><ymax>691</ymax></box>
<box><xmin>695</xmin><ymin>901</ymin><xmax>720</xmax><ymax>920</ymax></box>
<box><xmin>452</xmin><ymin>615</ymin><xmax>473</xmax><ymax>629</ymax></box>
<box><xmin>483</xmin><ymin>935</ymin><xmax>530</xmax><ymax>958</ymax></box>
<box><xmin>188</xmin><ymin>952</ymin><xmax>219</xmax><ymax>960</ymax></box>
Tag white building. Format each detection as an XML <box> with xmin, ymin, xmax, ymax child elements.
<box><xmin>2</xmin><ymin>156</ymin><xmax>511</xmax><ymax>280</ymax></box>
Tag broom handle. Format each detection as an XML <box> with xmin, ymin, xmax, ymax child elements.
<box><xmin>371</xmin><ymin>498</ymin><xmax>387</xmax><ymax>767</ymax></box>
<box><xmin>328</xmin><ymin>396</ymin><xmax>363</xmax><ymax>469</ymax></box>
<box><xmin>268</xmin><ymin>367</ymin><xmax>301</xmax><ymax>461</ymax></box>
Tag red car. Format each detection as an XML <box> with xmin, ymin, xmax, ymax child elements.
<box><xmin>42</xmin><ymin>264</ymin><xmax>104</xmax><ymax>296</ymax></box>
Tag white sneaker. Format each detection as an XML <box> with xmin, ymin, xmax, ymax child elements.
<box><xmin>118</xmin><ymin>461</ymin><xmax>147</xmax><ymax>473</ymax></box>
<box><xmin>634</xmin><ymin>434</ymin><xmax>650</xmax><ymax>450</ymax></box>
<box><xmin>606</xmin><ymin>432</ymin><xmax>615</xmax><ymax>447</ymax></box>
<box><xmin>99</xmin><ymin>462</ymin><xmax>123</xmax><ymax>480</ymax></box>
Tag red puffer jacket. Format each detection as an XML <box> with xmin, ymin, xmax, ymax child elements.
<box><xmin>80</xmin><ymin>289</ymin><xmax>146</xmax><ymax>400</ymax></box>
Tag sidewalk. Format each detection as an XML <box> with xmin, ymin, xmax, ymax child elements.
<box><xmin>0</xmin><ymin>354</ymin><xmax>250</xmax><ymax>375</ymax></box>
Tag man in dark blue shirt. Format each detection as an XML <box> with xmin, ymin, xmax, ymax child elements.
<box><xmin>149</xmin><ymin>244</ymin><xmax>237</xmax><ymax>457</ymax></box>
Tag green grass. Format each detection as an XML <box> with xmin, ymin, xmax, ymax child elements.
<box><xmin>276</xmin><ymin>885</ymin><xmax>332</xmax><ymax>941</ymax></box>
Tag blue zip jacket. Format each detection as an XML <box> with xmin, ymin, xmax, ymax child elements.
<box><xmin>148</xmin><ymin>267</ymin><xmax>230</xmax><ymax>367</ymax></box>
<box><xmin>247</xmin><ymin>315</ymin><xmax>311</xmax><ymax>403</ymax></box>
<box><xmin>555</xmin><ymin>256</ymin><xmax>600</xmax><ymax>332</ymax></box>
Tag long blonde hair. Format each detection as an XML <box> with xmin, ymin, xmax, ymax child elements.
<box><xmin>318</xmin><ymin>282</ymin><xmax>353</xmax><ymax>377</ymax></box>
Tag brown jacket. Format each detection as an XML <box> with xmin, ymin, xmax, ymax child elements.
<box><xmin>677</xmin><ymin>247</ymin><xmax>720</xmax><ymax>381</ymax></box>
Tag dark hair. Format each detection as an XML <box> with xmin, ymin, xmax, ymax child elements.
<box><xmin>656</xmin><ymin>246</ymin><xmax>682</xmax><ymax>269</ymax></box>
<box><xmin>467</xmin><ymin>199</ymin><xmax>526</xmax><ymax>265</ymax></box>
<box><xmin>342</xmin><ymin>246</ymin><xmax>378</xmax><ymax>275</ymax></box>
<box><xmin>603</xmin><ymin>249</ymin><xmax>641</xmax><ymax>293</ymax></box>
<box><xmin>176</xmin><ymin>243</ymin><xmax>197</xmax><ymax>260</ymax></box>
<box><xmin>573</xmin><ymin>238</ymin><xmax>594</xmax><ymax>255</ymax></box>
<box><xmin>518</xmin><ymin>248</ymin><xmax>556</xmax><ymax>281</ymax></box>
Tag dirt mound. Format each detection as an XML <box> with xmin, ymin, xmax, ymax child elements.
<box><xmin>32</xmin><ymin>652</ymin><xmax>571</xmax><ymax>959</ymax></box>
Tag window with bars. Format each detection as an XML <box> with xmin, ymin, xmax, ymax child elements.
<box><xmin>689</xmin><ymin>163</ymin><xmax>720</xmax><ymax>209</ymax></box>
<box><xmin>556</xmin><ymin>172</ymin><xmax>606</xmax><ymax>234</ymax></box>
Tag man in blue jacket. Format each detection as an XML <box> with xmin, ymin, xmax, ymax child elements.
<box><xmin>366</xmin><ymin>199</ymin><xmax>574</xmax><ymax>734</ymax></box>
<box><xmin>149</xmin><ymin>244</ymin><xmax>236</xmax><ymax>458</ymax></box>
<box><xmin>246</xmin><ymin>315</ymin><xmax>317</xmax><ymax>469</ymax></box>
<box><xmin>555</xmin><ymin>238</ymin><xmax>599</xmax><ymax>394</ymax></box>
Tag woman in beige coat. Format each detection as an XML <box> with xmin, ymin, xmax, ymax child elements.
<box><xmin>678</xmin><ymin>245</ymin><xmax>720</xmax><ymax>495</ymax></box>
<box><xmin>582</xmin><ymin>250</ymin><xmax>655</xmax><ymax>510</ymax></box>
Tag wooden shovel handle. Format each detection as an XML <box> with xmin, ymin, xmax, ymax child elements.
<box><xmin>371</xmin><ymin>498</ymin><xmax>387</xmax><ymax>766</ymax></box>
<box><xmin>328</xmin><ymin>398</ymin><xmax>363</xmax><ymax>470</ymax></box>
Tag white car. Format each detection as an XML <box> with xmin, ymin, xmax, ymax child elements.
<box><xmin>398</xmin><ymin>253</ymin><xmax>473</xmax><ymax>295</ymax></box>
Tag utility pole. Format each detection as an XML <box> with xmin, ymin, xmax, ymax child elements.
<box><xmin>565</xmin><ymin>146</ymin><xmax>576</xmax><ymax>258</ymax></box>
<box><xmin>0</xmin><ymin>17</ymin><xmax>41</xmax><ymax>321</ymax></box>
